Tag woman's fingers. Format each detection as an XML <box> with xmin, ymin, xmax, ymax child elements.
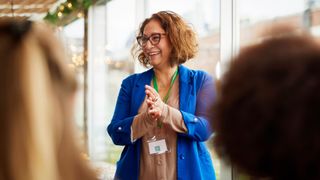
<box><xmin>148</xmin><ymin>107</ymin><xmax>161</xmax><ymax>117</ymax></box>
<box><xmin>145</xmin><ymin>90</ymin><xmax>156</xmax><ymax>101</ymax></box>
<box><xmin>145</xmin><ymin>85</ymin><xmax>163</xmax><ymax>121</ymax></box>
<box><xmin>145</xmin><ymin>85</ymin><xmax>160</xmax><ymax>101</ymax></box>
<box><xmin>145</xmin><ymin>85</ymin><xmax>157</xmax><ymax>95</ymax></box>
<box><xmin>146</xmin><ymin>98</ymin><xmax>154</xmax><ymax>106</ymax></box>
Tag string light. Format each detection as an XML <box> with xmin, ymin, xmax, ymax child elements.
<box><xmin>77</xmin><ymin>12</ymin><xmax>83</xmax><ymax>18</ymax></box>
<box><xmin>67</xmin><ymin>3</ymin><xmax>72</xmax><ymax>8</ymax></box>
<box><xmin>57</xmin><ymin>11</ymin><xmax>63</xmax><ymax>18</ymax></box>
<box><xmin>59</xmin><ymin>5</ymin><xmax>64</xmax><ymax>11</ymax></box>
<box><xmin>44</xmin><ymin>0</ymin><xmax>93</xmax><ymax>25</ymax></box>
<box><xmin>71</xmin><ymin>54</ymin><xmax>84</xmax><ymax>67</ymax></box>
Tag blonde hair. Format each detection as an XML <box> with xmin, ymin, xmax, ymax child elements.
<box><xmin>0</xmin><ymin>19</ymin><xmax>96</xmax><ymax>180</ymax></box>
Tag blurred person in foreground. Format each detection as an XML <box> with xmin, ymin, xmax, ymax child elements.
<box><xmin>107</xmin><ymin>11</ymin><xmax>216</xmax><ymax>180</ymax></box>
<box><xmin>211</xmin><ymin>25</ymin><xmax>320</xmax><ymax>180</ymax></box>
<box><xmin>0</xmin><ymin>19</ymin><xmax>97</xmax><ymax>180</ymax></box>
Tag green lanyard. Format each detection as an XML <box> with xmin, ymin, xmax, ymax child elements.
<box><xmin>152</xmin><ymin>67</ymin><xmax>179</xmax><ymax>128</ymax></box>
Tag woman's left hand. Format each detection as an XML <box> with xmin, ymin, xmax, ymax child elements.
<box><xmin>145</xmin><ymin>85</ymin><xmax>165</xmax><ymax>120</ymax></box>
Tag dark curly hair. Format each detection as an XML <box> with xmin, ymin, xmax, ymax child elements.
<box><xmin>131</xmin><ymin>11</ymin><xmax>198</xmax><ymax>67</ymax></box>
<box><xmin>212</xmin><ymin>29</ymin><xmax>320</xmax><ymax>180</ymax></box>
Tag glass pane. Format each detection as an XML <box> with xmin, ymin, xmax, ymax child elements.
<box><xmin>239</xmin><ymin>0</ymin><xmax>305</xmax><ymax>47</ymax></box>
<box><xmin>87</xmin><ymin>0</ymin><xmax>136</xmax><ymax>179</ymax></box>
<box><xmin>143</xmin><ymin>0</ymin><xmax>222</xmax><ymax>179</ymax></box>
<box><xmin>237</xmin><ymin>0</ymin><xmax>307</xmax><ymax>179</ymax></box>
<box><xmin>88</xmin><ymin>0</ymin><xmax>221</xmax><ymax>179</ymax></box>
<box><xmin>147</xmin><ymin>0</ymin><xmax>220</xmax><ymax>77</ymax></box>
<box><xmin>58</xmin><ymin>18</ymin><xmax>86</xmax><ymax>149</ymax></box>
<box><xmin>307</xmin><ymin>1</ymin><xmax>320</xmax><ymax>37</ymax></box>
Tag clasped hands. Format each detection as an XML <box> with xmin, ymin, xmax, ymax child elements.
<box><xmin>145</xmin><ymin>85</ymin><xmax>165</xmax><ymax>122</ymax></box>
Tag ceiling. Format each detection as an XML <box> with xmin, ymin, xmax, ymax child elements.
<box><xmin>0</xmin><ymin>0</ymin><xmax>61</xmax><ymax>20</ymax></box>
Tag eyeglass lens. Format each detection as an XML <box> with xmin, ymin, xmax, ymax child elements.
<box><xmin>137</xmin><ymin>33</ymin><xmax>162</xmax><ymax>46</ymax></box>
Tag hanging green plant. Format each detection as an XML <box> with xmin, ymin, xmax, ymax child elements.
<box><xmin>44</xmin><ymin>0</ymin><xmax>94</xmax><ymax>26</ymax></box>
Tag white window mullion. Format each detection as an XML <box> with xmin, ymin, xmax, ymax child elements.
<box><xmin>219</xmin><ymin>0</ymin><xmax>239</xmax><ymax>179</ymax></box>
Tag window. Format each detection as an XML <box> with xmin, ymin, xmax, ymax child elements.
<box><xmin>87</xmin><ymin>0</ymin><xmax>221</xmax><ymax>179</ymax></box>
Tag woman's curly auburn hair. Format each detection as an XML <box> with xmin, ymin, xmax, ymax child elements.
<box><xmin>212</xmin><ymin>29</ymin><xmax>320</xmax><ymax>180</ymax></box>
<box><xmin>131</xmin><ymin>11</ymin><xmax>198</xmax><ymax>67</ymax></box>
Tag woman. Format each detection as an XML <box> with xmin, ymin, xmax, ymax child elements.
<box><xmin>108</xmin><ymin>11</ymin><xmax>216</xmax><ymax>180</ymax></box>
<box><xmin>0</xmin><ymin>19</ymin><xmax>97</xmax><ymax>180</ymax></box>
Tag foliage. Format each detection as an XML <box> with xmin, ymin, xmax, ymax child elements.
<box><xmin>44</xmin><ymin>0</ymin><xmax>94</xmax><ymax>26</ymax></box>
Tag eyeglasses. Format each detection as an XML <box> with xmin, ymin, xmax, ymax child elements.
<box><xmin>136</xmin><ymin>33</ymin><xmax>166</xmax><ymax>47</ymax></box>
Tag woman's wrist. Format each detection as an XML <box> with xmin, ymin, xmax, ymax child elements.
<box><xmin>159</xmin><ymin>103</ymin><xmax>168</xmax><ymax>122</ymax></box>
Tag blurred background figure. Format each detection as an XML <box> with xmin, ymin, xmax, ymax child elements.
<box><xmin>211</xmin><ymin>25</ymin><xmax>320</xmax><ymax>180</ymax></box>
<box><xmin>0</xmin><ymin>19</ymin><xmax>97</xmax><ymax>180</ymax></box>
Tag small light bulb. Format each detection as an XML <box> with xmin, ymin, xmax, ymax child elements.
<box><xmin>57</xmin><ymin>12</ymin><xmax>63</xmax><ymax>18</ymax></box>
<box><xmin>59</xmin><ymin>5</ymin><xmax>64</xmax><ymax>11</ymax></box>
<box><xmin>77</xmin><ymin>12</ymin><xmax>83</xmax><ymax>18</ymax></box>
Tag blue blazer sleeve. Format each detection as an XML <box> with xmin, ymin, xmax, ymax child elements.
<box><xmin>180</xmin><ymin>72</ymin><xmax>215</xmax><ymax>142</ymax></box>
<box><xmin>107</xmin><ymin>76</ymin><xmax>136</xmax><ymax>145</ymax></box>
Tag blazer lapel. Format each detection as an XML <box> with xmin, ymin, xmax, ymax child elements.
<box><xmin>132</xmin><ymin>66</ymin><xmax>193</xmax><ymax>114</ymax></box>
<box><xmin>179</xmin><ymin>65</ymin><xmax>193</xmax><ymax>113</ymax></box>
<box><xmin>132</xmin><ymin>68</ymin><xmax>153</xmax><ymax>115</ymax></box>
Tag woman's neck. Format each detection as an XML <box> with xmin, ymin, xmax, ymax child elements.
<box><xmin>153</xmin><ymin>65</ymin><xmax>178</xmax><ymax>87</ymax></box>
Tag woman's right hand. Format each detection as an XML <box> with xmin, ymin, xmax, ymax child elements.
<box><xmin>145</xmin><ymin>85</ymin><xmax>165</xmax><ymax>121</ymax></box>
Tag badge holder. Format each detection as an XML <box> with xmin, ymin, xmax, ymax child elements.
<box><xmin>146</xmin><ymin>135</ymin><xmax>171</xmax><ymax>155</ymax></box>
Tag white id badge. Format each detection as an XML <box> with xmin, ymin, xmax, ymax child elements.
<box><xmin>148</xmin><ymin>139</ymin><xmax>168</xmax><ymax>154</ymax></box>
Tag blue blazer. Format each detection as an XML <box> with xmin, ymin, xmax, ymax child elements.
<box><xmin>107</xmin><ymin>65</ymin><xmax>216</xmax><ymax>180</ymax></box>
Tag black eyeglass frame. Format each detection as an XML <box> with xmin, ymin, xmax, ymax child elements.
<box><xmin>136</xmin><ymin>33</ymin><xmax>166</xmax><ymax>47</ymax></box>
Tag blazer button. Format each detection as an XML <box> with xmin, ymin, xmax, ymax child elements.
<box><xmin>193</xmin><ymin>117</ymin><xmax>198</xmax><ymax>122</ymax></box>
<box><xmin>179</xmin><ymin>154</ymin><xmax>185</xmax><ymax>160</ymax></box>
<box><xmin>118</xmin><ymin>126</ymin><xmax>122</xmax><ymax>131</ymax></box>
